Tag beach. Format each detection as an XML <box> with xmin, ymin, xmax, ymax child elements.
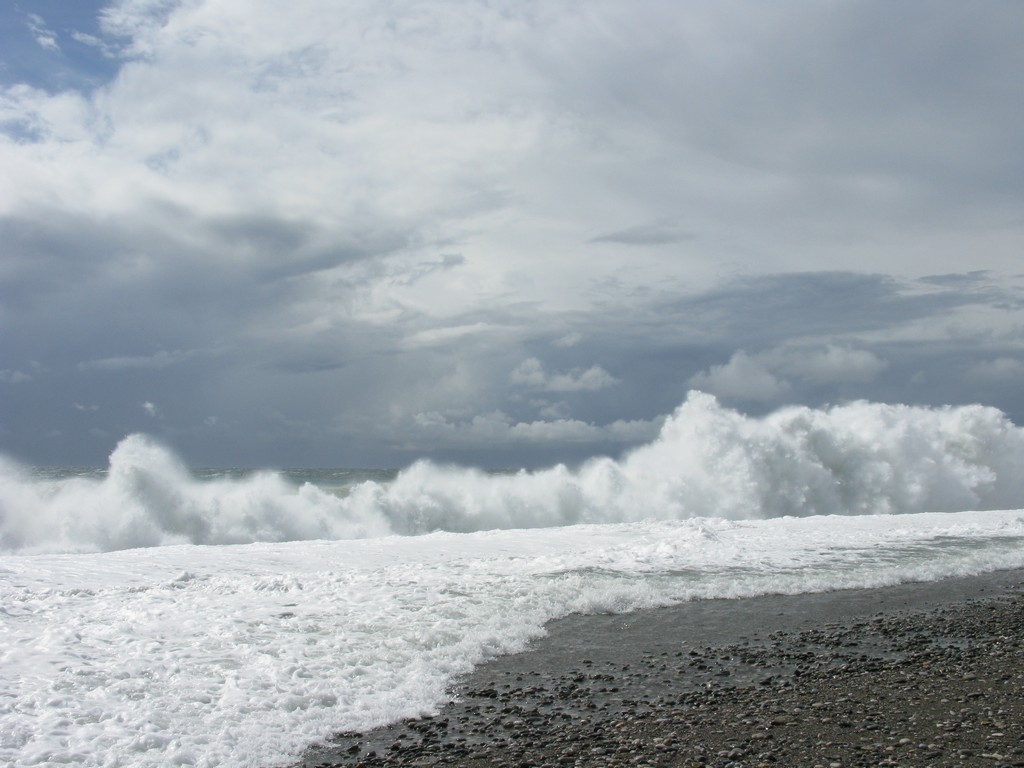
<box><xmin>301</xmin><ymin>570</ymin><xmax>1024</xmax><ymax>768</ymax></box>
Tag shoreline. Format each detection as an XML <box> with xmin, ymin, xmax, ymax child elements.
<box><xmin>300</xmin><ymin>570</ymin><xmax>1024</xmax><ymax>767</ymax></box>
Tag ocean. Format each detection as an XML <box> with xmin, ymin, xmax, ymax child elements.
<box><xmin>2</xmin><ymin>392</ymin><xmax>1024</xmax><ymax>767</ymax></box>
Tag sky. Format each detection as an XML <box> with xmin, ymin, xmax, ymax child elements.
<box><xmin>1</xmin><ymin>0</ymin><xmax>1023</xmax><ymax>468</ymax></box>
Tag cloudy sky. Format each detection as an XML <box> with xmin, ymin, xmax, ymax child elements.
<box><xmin>1</xmin><ymin>0</ymin><xmax>1022</xmax><ymax>468</ymax></box>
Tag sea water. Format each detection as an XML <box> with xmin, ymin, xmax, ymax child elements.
<box><xmin>2</xmin><ymin>392</ymin><xmax>1024</xmax><ymax>767</ymax></box>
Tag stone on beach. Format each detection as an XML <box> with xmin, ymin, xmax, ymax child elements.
<box><xmin>301</xmin><ymin>572</ymin><xmax>1024</xmax><ymax>768</ymax></box>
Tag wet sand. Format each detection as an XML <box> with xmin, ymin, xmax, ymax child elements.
<box><xmin>300</xmin><ymin>570</ymin><xmax>1024</xmax><ymax>767</ymax></box>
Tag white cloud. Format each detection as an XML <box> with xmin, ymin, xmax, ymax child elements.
<box><xmin>70</xmin><ymin>31</ymin><xmax>118</xmax><ymax>57</ymax></box>
<box><xmin>553</xmin><ymin>332</ymin><xmax>583</xmax><ymax>348</ymax></box>
<box><xmin>508</xmin><ymin>359</ymin><xmax>546</xmax><ymax>388</ymax></box>
<box><xmin>775</xmin><ymin>345</ymin><xmax>888</xmax><ymax>384</ymax></box>
<box><xmin>410</xmin><ymin>409</ymin><xmax>661</xmax><ymax>446</ymax></box>
<box><xmin>509</xmin><ymin>418</ymin><xmax>606</xmax><ymax>443</ymax></box>
<box><xmin>26</xmin><ymin>14</ymin><xmax>60</xmax><ymax>52</ymax></box>
<box><xmin>689</xmin><ymin>344</ymin><xmax>888</xmax><ymax>401</ymax></box>
<box><xmin>142</xmin><ymin>401</ymin><xmax>159</xmax><ymax>417</ymax></box>
<box><xmin>590</xmin><ymin>221</ymin><xmax>693</xmax><ymax>246</ymax></box>
<box><xmin>537</xmin><ymin>401</ymin><xmax>569</xmax><ymax>420</ymax></box>
<box><xmin>79</xmin><ymin>349</ymin><xmax>199</xmax><ymax>371</ymax></box>
<box><xmin>688</xmin><ymin>351</ymin><xmax>790</xmax><ymax>402</ymax></box>
<box><xmin>401</xmin><ymin>323</ymin><xmax>492</xmax><ymax>349</ymax></box>
<box><xmin>968</xmin><ymin>357</ymin><xmax>1024</xmax><ymax>382</ymax></box>
<box><xmin>0</xmin><ymin>369</ymin><xmax>32</xmax><ymax>384</ymax></box>
<box><xmin>510</xmin><ymin>358</ymin><xmax>617</xmax><ymax>392</ymax></box>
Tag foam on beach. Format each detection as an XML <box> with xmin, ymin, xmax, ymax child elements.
<box><xmin>3</xmin><ymin>392</ymin><xmax>1024</xmax><ymax>766</ymax></box>
<box><xmin>3</xmin><ymin>512</ymin><xmax>1024</xmax><ymax>767</ymax></box>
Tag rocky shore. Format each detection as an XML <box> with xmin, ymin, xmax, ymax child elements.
<box><xmin>300</xmin><ymin>572</ymin><xmax>1024</xmax><ymax>768</ymax></box>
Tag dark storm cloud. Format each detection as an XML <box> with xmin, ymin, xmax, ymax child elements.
<box><xmin>0</xmin><ymin>209</ymin><xmax>248</xmax><ymax>353</ymax></box>
<box><xmin>567</xmin><ymin>272</ymin><xmax>982</xmax><ymax>363</ymax></box>
<box><xmin>918</xmin><ymin>271</ymin><xmax>993</xmax><ymax>289</ymax></box>
<box><xmin>272</xmin><ymin>358</ymin><xmax>349</xmax><ymax>375</ymax></box>
<box><xmin>661</xmin><ymin>272</ymin><xmax>982</xmax><ymax>343</ymax></box>
<box><xmin>0</xmin><ymin>204</ymin><xmax>390</xmax><ymax>316</ymax></box>
<box><xmin>688</xmin><ymin>2</ymin><xmax>1024</xmax><ymax>182</ymax></box>
<box><xmin>0</xmin><ymin>201</ymin><xmax>406</xmax><ymax>463</ymax></box>
<box><xmin>1</xmin><ymin>1</ymin><xmax>1023</xmax><ymax>467</ymax></box>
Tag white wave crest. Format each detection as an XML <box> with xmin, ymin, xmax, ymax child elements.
<box><xmin>3</xmin><ymin>392</ymin><xmax>1024</xmax><ymax>553</ymax></box>
<box><xmin>353</xmin><ymin>392</ymin><xmax>1024</xmax><ymax>532</ymax></box>
<box><xmin>0</xmin><ymin>436</ymin><xmax>390</xmax><ymax>553</ymax></box>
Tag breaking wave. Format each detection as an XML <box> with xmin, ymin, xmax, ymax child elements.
<box><xmin>3</xmin><ymin>392</ymin><xmax>1024</xmax><ymax>553</ymax></box>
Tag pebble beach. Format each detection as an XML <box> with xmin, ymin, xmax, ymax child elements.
<box><xmin>301</xmin><ymin>571</ymin><xmax>1024</xmax><ymax>768</ymax></box>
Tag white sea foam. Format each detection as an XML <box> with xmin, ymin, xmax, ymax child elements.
<box><xmin>3</xmin><ymin>392</ymin><xmax>1024</xmax><ymax>766</ymax></box>
<box><xmin>2</xmin><ymin>512</ymin><xmax>1024</xmax><ymax>768</ymax></box>
<box><xmin>2</xmin><ymin>392</ymin><xmax>1023</xmax><ymax>553</ymax></box>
